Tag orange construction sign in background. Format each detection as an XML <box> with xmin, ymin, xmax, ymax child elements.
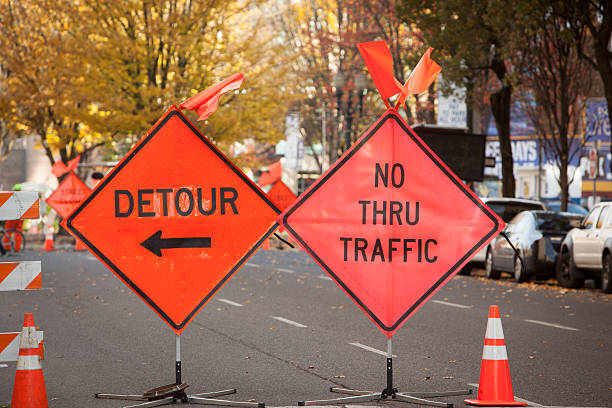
<box><xmin>64</xmin><ymin>106</ymin><xmax>280</xmax><ymax>334</ymax></box>
<box><xmin>267</xmin><ymin>180</ymin><xmax>297</xmax><ymax>211</ymax></box>
<box><xmin>46</xmin><ymin>173</ymin><xmax>91</xmax><ymax>219</ymax></box>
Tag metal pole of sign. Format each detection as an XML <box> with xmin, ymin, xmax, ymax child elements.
<box><xmin>384</xmin><ymin>338</ymin><xmax>394</xmax><ymax>397</ymax></box>
<box><xmin>176</xmin><ymin>334</ymin><xmax>181</xmax><ymax>385</ymax></box>
<box><xmin>322</xmin><ymin>102</ymin><xmax>327</xmax><ymax>171</ymax></box>
<box><xmin>299</xmin><ymin>335</ymin><xmax>471</xmax><ymax>407</ymax></box>
<box><xmin>94</xmin><ymin>332</ymin><xmax>265</xmax><ymax>408</ymax></box>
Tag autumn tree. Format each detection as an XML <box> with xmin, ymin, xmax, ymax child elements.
<box><xmin>274</xmin><ymin>0</ymin><xmax>374</xmax><ymax>171</ymax></box>
<box><xmin>554</xmin><ymin>1</ymin><xmax>612</xmax><ymax>172</ymax></box>
<box><xmin>275</xmin><ymin>0</ymin><xmax>428</xmax><ymax>172</ymax></box>
<box><xmin>518</xmin><ymin>4</ymin><xmax>594</xmax><ymax>211</ymax></box>
<box><xmin>0</xmin><ymin>0</ymin><xmax>291</xmax><ymax>169</ymax></box>
<box><xmin>0</xmin><ymin>0</ymin><xmax>108</xmax><ymax>165</ymax></box>
<box><xmin>80</xmin><ymin>0</ymin><xmax>291</xmax><ymax>156</ymax></box>
<box><xmin>0</xmin><ymin>120</ymin><xmax>17</xmax><ymax>163</ymax></box>
<box><xmin>398</xmin><ymin>0</ymin><xmax>541</xmax><ymax>198</ymax></box>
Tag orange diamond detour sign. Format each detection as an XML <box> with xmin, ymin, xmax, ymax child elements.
<box><xmin>64</xmin><ymin>106</ymin><xmax>280</xmax><ymax>334</ymax></box>
<box><xmin>279</xmin><ymin>109</ymin><xmax>504</xmax><ymax>337</ymax></box>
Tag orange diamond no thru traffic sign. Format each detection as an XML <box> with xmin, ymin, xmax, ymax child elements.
<box><xmin>280</xmin><ymin>109</ymin><xmax>504</xmax><ymax>337</ymax></box>
<box><xmin>64</xmin><ymin>106</ymin><xmax>280</xmax><ymax>334</ymax></box>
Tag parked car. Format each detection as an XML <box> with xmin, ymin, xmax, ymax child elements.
<box><xmin>557</xmin><ymin>202</ymin><xmax>612</xmax><ymax>293</ymax></box>
<box><xmin>459</xmin><ymin>198</ymin><xmax>547</xmax><ymax>275</ymax></box>
<box><xmin>486</xmin><ymin>211</ymin><xmax>583</xmax><ymax>282</ymax></box>
<box><xmin>544</xmin><ymin>200</ymin><xmax>589</xmax><ymax>216</ymax></box>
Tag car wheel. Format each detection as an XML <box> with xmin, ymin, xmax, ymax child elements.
<box><xmin>601</xmin><ymin>253</ymin><xmax>612</xmax><ymax>294</ymax></box>
<box><xmin>556</xmin><ymin>252</ymin><xmax>584</xmax><ymax>289</ymax></box>
<box><xmin>513</xmin><ymin>255</ymin><xmax>527</xmax><ymax>283</ymax></box>
<box><xmin>485</xmin><ymin>249</ymin><xmax>500</xmax><ymax>279</ymax></box>
<box><xmin>457</xmin><ymin>264</ymin><xmax>472</xmax><ymax>275</ymax></box>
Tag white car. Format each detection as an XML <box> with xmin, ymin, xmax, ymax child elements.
<box><xmin>557</xmin><ymin>202</ymin><xmax>612</xmax><ymax>293</ymax></box>
<box><xmin>459</xmin><ymin>197</ymin><xmax>547</xmax><ymax>276</ymax></box>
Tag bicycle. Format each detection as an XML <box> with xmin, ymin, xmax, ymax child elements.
<box><xmin>0</xmin><ymin>221</ymin><xmax>26</xmax><ymax>254</ymax></box>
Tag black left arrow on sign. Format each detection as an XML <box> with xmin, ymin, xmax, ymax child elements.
<box><xmin>141</xmin><ymin>230</ymin><xmax>211</xmax><ymax>257</ymax></box>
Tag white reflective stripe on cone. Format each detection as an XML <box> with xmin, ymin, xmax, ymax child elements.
<box><xmin>16</xmin><ymin>354</ymin><xmax>42</xmax><ymax>370</ymax></box>
<box><xmin>482</xmin><ymin>345</ymin><xmax>508</xmax><ymax>361</ymax></box>
<box><xmin>485</xmin><ymin>317</ymin><xmax>505</xmax><ymax>340</ymax></box>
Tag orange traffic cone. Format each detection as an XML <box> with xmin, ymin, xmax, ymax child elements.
<box><xmin>75</xmin><ymin>238</ymin><xmax>86</xmax><ymax>251</ymax></box>
<box><xmin>42</xmin><ymin>225</ymin><xmax>54</xmax><ymax>251</ymax></box>
<box><xmin>263</xmin><ymin>238</ymin><xmax>270</xmax><ymax>251</ymax></box>
<box><xmin>465</xmin><ymin>305</ymin><xmax>526</xmax><ymax>406</ymax></box>
<box><xmin>11</xmin><ymin>313</ymin><xmax>48</xmax><ymax>408</ymax></box>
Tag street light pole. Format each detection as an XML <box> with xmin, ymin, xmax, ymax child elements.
<box><xmin>345</xmin><ymin>91</ymin><xmax>353</xmax><ymax>149</ymax></box>
<box><xmin>333</xmin><ymin>71</ymin><xmax>345</xmax><ymax>161</ymax></box>
<box><xmin>333</xmin><ymin>70</ymin><xmax>367</xmax><ymax>154</ymax></box>
<box><xmin>355</xmin><ymin>72</ymin><xmax>367</xmax><ymax>117</ymax></box>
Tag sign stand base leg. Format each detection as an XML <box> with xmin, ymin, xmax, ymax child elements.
<box><xmin>94</xmin><ymin>335</ymin><xmax>265</xmax><ymax>408</ymax></box>
<box><xmin>297</xmin><ymin>339</ymin><xmax>471</xmax><ymax>408</ymax></box>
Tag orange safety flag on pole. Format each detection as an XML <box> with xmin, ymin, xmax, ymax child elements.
<box><xmin>51</xmin><ymin>155</ymin><xmax>81</xmax><ymax>178</ymax></box>
<box><xmin>395</xmin><ymin>48</ymin><xmax>441</xmax><ymax>108</ymax></box>
<box><xmin>179</xmin><ymin>73</ymin><xmax>245</xmax><ymax>121</ymax></box>
<box><xmin>66</xmin><ymin>155</ymin><xmax>80</xmax><ymax>172</ymax></box>
<box><xmin>357</xmin><ymin>41</ymin><xmax>400</xmax><ymax>101</ymax></box>
<box><xmin>51</xmin><ymin>162</ymin><xmax>69</xmax><ymax>178</ymax></box>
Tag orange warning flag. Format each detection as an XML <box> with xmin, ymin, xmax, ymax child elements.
<box><xmin>395</xmin><ymin>48</ymin><xmax>441</xmax><ymax>107</ymax></box>
<box><xmin>66</xmin><ymin>155</ymin><xmax>80</xmax><ymax>172</ymax></box>
<box><xmin>51</xmin><ymin>155</ymin><xmax>81</xmax><ymax>178</ymax></box>
<box><xmin>357</xmin><ymin>41</ymin><xmax>400</xmax><ymax>100</ymax></box>
<box><xmin>180</xmin><ymin>73</ymin><xmax>244</xmax><ymax>121</ymax></box>
<box><xmin>51</xmin><ymin>161</ymin><xmax>69</xmax><ymax>178</ymax></box>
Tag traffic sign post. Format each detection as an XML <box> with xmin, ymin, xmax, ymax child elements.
<box><xmin>281</xmin><ymin>109</ymin><xmax>503</xmax><ymax>407</ymax></box>
<box><xmin>64</xmin><ymin>105</ymin><xmax>279</xmax><ymax>407</ymax></box>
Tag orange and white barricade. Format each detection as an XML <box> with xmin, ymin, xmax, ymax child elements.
<box><xmin>0</xmin><ymin>331</ymin><xmax>44</xmax><ymax>362</ymax></box>
<box><xmin>0</xmin><ymin>192</ymin><xmax>39</xmax><ymax>221</ymax></box>
<box><xmin>0</xmin><ymin>261</ymin><xmax>42</xmax><ymax>291</ymax></box>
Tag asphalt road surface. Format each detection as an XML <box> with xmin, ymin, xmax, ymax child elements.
<box><xmin>0</xmin><ymin>248</ymin><xmax>610</xmax><ymax>407</ymax></box>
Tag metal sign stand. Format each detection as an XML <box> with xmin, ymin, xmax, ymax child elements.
<box><xmin>95</xmin><ymin>334</ymin><xmax>264</xmax><ymax>408</ymax></box>
<box><xmin>298</xmin><ymin>339</ymin><xmax>471</xmax><ymax>408</ymax></box>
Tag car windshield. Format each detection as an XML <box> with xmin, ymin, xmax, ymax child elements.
<box><xmin>546</xmin><ymin>201</ymin><xmax>589</xmax><ymax>215</ymax></box>
<box><xmin>534</xmin><ymin>214</ymin><xmax>581</xmax><ymax>232</ymax></box>
<box><xmin>487</xmin><ymin>202</ymin><xmax>545</xmax><ymax>222</ymax></box>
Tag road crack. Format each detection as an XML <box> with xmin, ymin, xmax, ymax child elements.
<box><xmin>204</xmin><ymin>326</ymin><xmax>348</xmax><ymax>388</ymax></box>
